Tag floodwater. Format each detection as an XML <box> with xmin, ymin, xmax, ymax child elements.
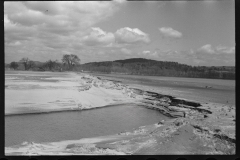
<box><xmin>5</xmin><ymin>71</ymin><xmax>170</xmax><ymax>147</ymax></box>
<box><xmin>5</xmin><ymin>104</ymin><xmax>169</xmax><ymax>147</ymax></box>
<box><xmin>92</xmin><ymin>73</ymin><xmax>235</xmax><ymax>105</ymax></box>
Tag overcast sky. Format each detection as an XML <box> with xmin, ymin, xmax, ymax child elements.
<box><xmin>4</xmin><ymin>1</ymin><xmax>235</xmax><ymax>66</ymax></box>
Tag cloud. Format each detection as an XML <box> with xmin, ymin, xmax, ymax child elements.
<box><xmin>197</xmin><ymin>44</ymin><xmax>235</xmax><ymax>55</ymax></box>
<box><xmin>4</xmin><ymin>1</ymin><xmax>122</xmax><ymax>41</ymax></box>
<box><xmin>115</xmin><ymin>27</ymin><xmax>150</xmax><ymax>44</ymax></box>
<box><xmin>5</xmin><ymin>1</ymin><xmax>122</xmax><ymax>37</ymax></box>
<box><xmin>193</xmin><ymin>44</ymin><xmax>235</xmax><ymax>65</ymax></box>
<box><xmin>8</xmin><ymin>41</ymin><xmax>21</xmax><ymax>46</ymax></box>
<box><xmin>216</xmin><ymin>45</ymin><xmax>235</xmax><ymax>54</ymax></box>
<box><xmin>4</xmin><ymin>1</ymin><xmax>126</xmax><ymax>63</ymax></box>
<box><xmin>81</xmin><ymin>27</ymin><xmax>151</xmax><ymax>47</ymax></box>
<box><xmin>81</xmin><ymin>27</ymin><xmax>115</xmax><ymax>46</ymax></box>
<box><xmin>138</xmin><ymin>50</ymin><xmax>158</xmax><ymax>57</ymax></box>
<box><xmin>4</xmin><ymin>1</ymin><xmax>150</xmax><ymax>63</ymax></box>
<box><xmin>198</xmin><ymin>44</ymin><xmax>215</xmax><ymax>54</ymax></box>
<box><xmin>159</xmin><ymin>27</ymin><xmax>182</xmax><ymax>38</ymax></box>
<box><xmin>121</xmin><ymin>48</ymin><xmax>132</xmax><ymax>54</ymax></box>
<box><xmin>80</xmin><ymin>27</ymin><xmax>151</xmax><ymax>47</ymax></box>
<box><xmin>142</xmin><ymin>50</ymin><xmax>151</xmax><ymax>54</ymax></box>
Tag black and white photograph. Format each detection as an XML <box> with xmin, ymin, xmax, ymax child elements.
<box><xmin>4</xmin><ymin>0</ymin><xmax>235</xmax><ymax>155</ymax></box>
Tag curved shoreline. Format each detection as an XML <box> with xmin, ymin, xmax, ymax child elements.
<box><xmin>5</xmin><ymin>72</ymin><xmax>235</xmax><ymax>155</ymax></box>
<box><xmin>5</xmin><ymin>102</ymin><xmax>137</xmax><ymax>116</ymax></box>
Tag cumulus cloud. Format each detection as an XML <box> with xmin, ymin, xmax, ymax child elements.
<box><xmin>81</xmin><ymin>27</ymin><xmax>115</xmax><ymax>46</ymax></box>
<box><xmin>198</xmin><ymin>44</ymin><xmax>215</xmax><ymax>54</ymax></box>
<box><xmin>159</xmin><ymin>27</ymin><xmax>182</xmax><ymax>38</ymax></box>
<box><xmin>4</xmin><ymin>1</ymin><xmax>121</xmax><ymax>37</ymax></box>
<box><xmin>197</xmin><ymin>44</ymin><xmax>235</xmax><ymax>55</ymax></box>
<box><xmin>115</xmin><ymin>27</ymin><xmax>150</xmax><ymax>44</ymax></box>
<box><xmin>5</xmin><ymin>1</ymin><xmax>122</xmax><ymax>38</ymax></box>
<box><xmin>4</xmin><ymin>1</ymin><xmax>126</xmax><ymax>63</ymax></box>
<box><xmin>4</xmin><ymin>2</ymin><xmax>152</xmax><ymax>64</ymax></box>
<box><xmin>7</xmin><ymin>1</ymin><xmax>119</xmax><ymax>28</ymax></box>
<box><xmin>193</xmin><ymin>45</ymin><xmax>235</xmax><ymax>65</ymax></box>
<box><xmin>80</xmin><ymin>27</ymin><xmax>151</xmax><ymax>47</ymax></box>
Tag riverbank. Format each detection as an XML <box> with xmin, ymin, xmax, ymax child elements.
<box><xmin>5</xmin><ymin>72</ymin><xmax>137</xmax><ymax>115</ymax></box>
<box><xmin>5</xmin><ymin>72</ymin><xmax>235</xmax><ymax>155</ymax></box>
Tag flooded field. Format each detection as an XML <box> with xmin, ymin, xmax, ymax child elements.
<box><xmin>5</xmin><ymin>104</ymin><xmax>170</xmax><ymax>147</ymax></box>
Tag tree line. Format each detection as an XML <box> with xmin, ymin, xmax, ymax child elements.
<box><xmin>6</xmin><ymin>57</ymin><xmax>235</xmax><ymax>80</ymax></box>
<box><xmin>7</xmin><ymin>54</ymin><xmax>80</xmax><ymax>72</ymax></box>
<box><xmin>78</xmin><ymin>58</ymin><xmax>235</xmax><ymax>80</ymax></box>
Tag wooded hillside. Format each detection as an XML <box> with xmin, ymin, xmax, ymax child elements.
<box><xmin>80</xmin><ymin>58</ymin><xmax>235</xmax><ymax>80</ymax></box>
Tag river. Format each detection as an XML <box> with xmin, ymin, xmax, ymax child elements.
<box><xmin>92</xmin><ymin>73</ymin><xmax>235</xmax><ymax>105</ymax></box>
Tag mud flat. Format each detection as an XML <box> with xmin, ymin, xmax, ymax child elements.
<box><xmin>5</xmin><ymin>72</ymin><xmax>235</xmax><ymax>155</ymax></box>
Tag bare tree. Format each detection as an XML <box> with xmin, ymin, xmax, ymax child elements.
<box><xmin>20</xmin><ymin>58</ymin><xmax>29</xmax><ymax>70</ymax></box>
<box><xmin>19</xmin><ymin>58</ymin><xmax>35</xmax><ymax>70</ymax></box>
<box><xmin>62</xmin><ymin>54</ymin><xmax>80</xmax><ymax>70</ymax></box>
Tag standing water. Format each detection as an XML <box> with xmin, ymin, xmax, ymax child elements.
<box><xmin>5</xmin><ymin>104</ymin><xmax>170</xmax><ymax>147</ymax></box>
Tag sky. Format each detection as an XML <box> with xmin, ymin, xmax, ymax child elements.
<box><xmin>4</xmin><ymin>0</ymin><xmax>235</xmax><ymax>66</ymax></box>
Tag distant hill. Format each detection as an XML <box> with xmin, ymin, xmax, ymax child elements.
<box><xmin>80</xmin><ymin>58</ymin><xmax>235</xmax><ymax>80</ymax></box>
<box><xmin>114</xmin><ymin>58</ymin><xmax>157</xmax><ymax>64</ymax></box>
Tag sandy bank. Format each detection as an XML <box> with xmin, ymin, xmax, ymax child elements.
<box><xmin>5</xmin><ymin>73</ymin><xmax>137</xmax><ymax>115</ymax></box>
<box><xmin>5</xmin><ymin>72</ymin><xmax>235</xmax><ymax>155</ymax></box>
